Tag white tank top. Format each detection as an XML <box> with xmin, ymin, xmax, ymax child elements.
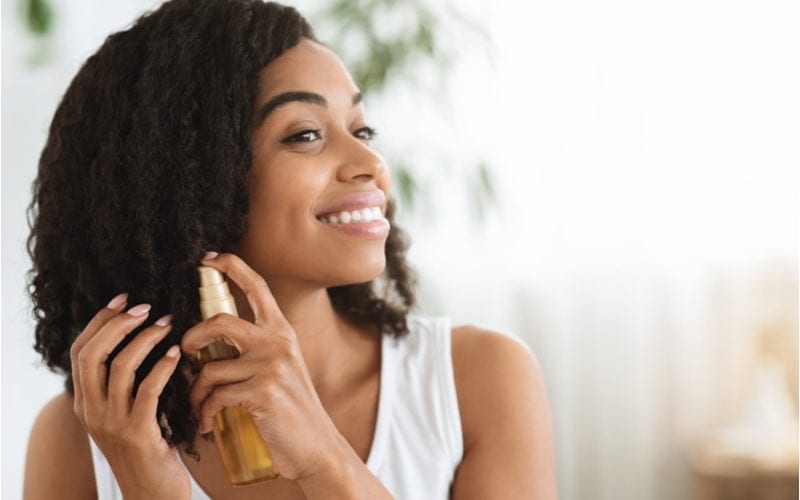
<box><xmin>89</xmin><ymin>315</ymin><xmax>464</xmax><ymax>499</ymax></box>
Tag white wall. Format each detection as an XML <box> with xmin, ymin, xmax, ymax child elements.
<box><xmin>3</xmin><ymin>0</ymin><xmax>799</xmax><ymax>499</ymax></box>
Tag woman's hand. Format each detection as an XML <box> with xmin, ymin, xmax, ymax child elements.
<box><xmin>182</xmin><ymin>252</ymin><xmax>352</xmax><ymax>486</ymax></box>
<box><xmin>70</xmin><ymin>294</ymin><xmax>189</xmax><ymax>500</ymax></box>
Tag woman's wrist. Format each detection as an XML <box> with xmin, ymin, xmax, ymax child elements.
<box><xmin>297</xmin><ymin>432</ymin><xmax>393</xmax><ymax>499</ymax></box>
<box><xmin>296</xmin><ymin>433</ymin><xmax>358</xmax><ymax>498</ymax></box>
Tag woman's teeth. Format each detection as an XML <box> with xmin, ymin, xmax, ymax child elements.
<box><xmin>318</xmin><ymin>206</ymin><xmax>383</xmax><ymax>224</ymax></box>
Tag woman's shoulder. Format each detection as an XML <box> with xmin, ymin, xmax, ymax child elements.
<box><xmin>449</xmin><ymin>324</ymin><xmax>548</xmax><ymax>447</ymax></box>
<box><xmin>450</xmin><ymin>324</ymin><xmax>536</xmax><ymax>365</ymax></box>
<box><xmin>25</xmin><ymin>392</ymin><xmax>97</xmax><ymax>500</ymax></box>
<box><xmin>449</xmin><ymin>324</ymin><xmax>541</xmax><ymax>398</ymax></box>
<box><xmin>448</xmin><ymin>324</ymin><xmax>558</xmax><ymax>497</ymax></box>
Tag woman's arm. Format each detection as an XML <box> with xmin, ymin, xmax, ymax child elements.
<box><xmin>24</xmin><ymin>392</ymin><xmax>97</xmax><ymax>500</ymax></box>
<box><xmin>451</xmin><ymin>327</ymin><xmax>558</xmax><ymax>500</ymax></box>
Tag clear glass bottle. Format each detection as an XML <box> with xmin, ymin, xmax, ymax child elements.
<box><xmin>196</xmin><ymin>265</ymin><xmax>279</xmax><ymax>485</ymax></box>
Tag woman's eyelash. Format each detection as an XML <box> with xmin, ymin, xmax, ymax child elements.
<box><xmin>282</xmin><ymin>129</ymin><xmax>321</xmax><ymax>144</ymax></box>
<box><xmin>281</xmin><ymin>126</ymin><xmax>378</xmax><ymax>144</ymax></box>
<box><xmin>355</xmin><ymin>126</ymin><xmax>378</xmax><ymax>141</ymax></box>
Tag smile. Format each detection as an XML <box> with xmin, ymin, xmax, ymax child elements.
<box><xmin>316</xmin><ymin>206</ymin><xmax>384</xmax><ymax>225</ymax></box>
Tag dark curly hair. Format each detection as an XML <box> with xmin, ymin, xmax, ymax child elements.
<box><xmin>25</xmin><ymin>0</ymin><xmax>417</xmax><ymax>460</ymax></box>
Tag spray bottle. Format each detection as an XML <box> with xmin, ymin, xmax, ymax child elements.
<box><xmin>196</xmin><ymin>265</ymin><xmax>280</xmax><ymax>485</ymax></box>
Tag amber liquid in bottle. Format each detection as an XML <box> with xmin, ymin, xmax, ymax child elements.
<box><xmin>197</xmin><ymin>266</ymin><xmax>279</xmax><ymax>485</ymax></box>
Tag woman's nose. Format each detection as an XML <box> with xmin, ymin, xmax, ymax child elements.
<box><xmin>335</xmin><ymin>135</ymin><xmax>386</xmax><ymax>182</ymax></box>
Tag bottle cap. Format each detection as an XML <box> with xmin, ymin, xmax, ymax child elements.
<box><xmin>198</xmin><ymin>266</ymin><xmax>224</xmax><ymax>287</ymax></box>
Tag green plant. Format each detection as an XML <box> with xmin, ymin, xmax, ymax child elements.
<box><xmin>22</xmin><ymin>0</ymin><xmax>53</xmax><ymax>35</ymax></box>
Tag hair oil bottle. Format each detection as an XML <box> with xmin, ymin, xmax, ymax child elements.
<box><xmin>196</xmin><ymin>265</ymin><xmax>280</xmax><ymax>485</ymax></box>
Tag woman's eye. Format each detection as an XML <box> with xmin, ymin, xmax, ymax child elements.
<box><xmin>354</xmin><ymin>126</ymin><xmax>378</xmax><ymax>142</ymax></box>
<box><xmin>281</xmin><ymin>126</ymin><xmax>378</xmax><ymax>145</ymax></box>
<box><xmin>282</xmin><ymin>129</ymin><xmax>321</xmax><ymax>144</ymax></box>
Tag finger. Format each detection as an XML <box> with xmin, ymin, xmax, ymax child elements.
<box><xmin>188</xmin><ymin>357</ymin><xmax>255</xmax><ymax>410</ymax></box>
<box><xmin>80</xmin><ymin>303</ymin><xmax>152</xmax><ymax>404</ymax></box>
<box><xmin>107</xmin><ymin>314</ymin><xmax>174</xmax><ymax>414</ymax></box>
<box><xmin>130</xmin><ymin>345</ymin><xmax>182</xmax><ymax>424</ymax></box>
<box><xmin>199</xmin><ymin>252</ymin><xmax>278</xmax><ymax>327</ymax></box>
<box><xmin>180</xmin><ymin>312</ymin><xmax>259</xmax><ymax>359</ymax></box>
<box><xmin>70</xmin><ymin>292</ymin><xmax>129</xmax><ymax>415</ymax></box>
<box><xmin>198</xmin><ymin>383</ymin><xmax>258</xmax><ymax>434</ymax></box>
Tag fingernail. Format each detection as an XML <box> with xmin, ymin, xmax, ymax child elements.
<box><xmin>106</xmin><ymin>293</ymin><xmax>129</xmax><ymax>310</ymax></box>
<box><xmin>166</xmin><ymin>345</ymin><xmax>180</xmax><ymax>358</ymax></box>
<box><xmin>155</xmin><ymin>314</ymin><xmax>173</xmax><ymax>326</ymax></box>
<box><xmin>202</xmin><ymin>251</ymin><xmax>218</xmax><ymax>260</ymax></box>
<box><xmin>126</xmin><ymin>303</ymin><xmax>151</xmax><ymax>316</ymax></box>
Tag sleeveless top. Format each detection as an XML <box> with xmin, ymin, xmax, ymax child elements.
<box><xmin>88</xmin><ymin>315</ymin><xmax>464</xmax><ymax>499</ymax></box>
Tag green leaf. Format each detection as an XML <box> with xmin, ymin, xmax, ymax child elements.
<box><xmin>24</xmin><ymin>0</ymin><xmax>53</xmax><ymax>36</ymax></box>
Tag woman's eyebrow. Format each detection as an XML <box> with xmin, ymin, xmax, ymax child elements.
<box><xmin>255</xmin><ymin>90</ymin><xmax>363</xmax><ymax>125</ymax></box>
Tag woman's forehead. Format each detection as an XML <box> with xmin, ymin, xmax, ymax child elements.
<box><xmin>256</xmin><ymin>39</ymin><xmax>358</xmax><ymax>104</ymax></box>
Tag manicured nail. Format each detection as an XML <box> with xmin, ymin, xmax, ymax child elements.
<box><xmin>155</xmin><ymin>314</ymin><xmax>173</xmax><ymax>326</ymax></box>
<box><xmin>166</xmin><ymin>345</ymin><xmax>180</xmax><ymax>358</ymax></box>
<box><xmin>106</xmin><ymin>293</ymin><xmax>129</xmax><ymax>310</ymax></box>
<box><xmin>126</xmin><ymin>303</ymin><xmax>151</xmax><ymax>316</ymax></box>
<box><xmin>202</xmin><ymin>251</ymin><xmax>218</xmax><ymax>260</ymax></box>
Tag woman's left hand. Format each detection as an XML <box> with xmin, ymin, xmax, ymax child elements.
<box><xmin>181</xmin><ymin>251</ymin><xmax>349</xmax><ymax>484</ymax></box>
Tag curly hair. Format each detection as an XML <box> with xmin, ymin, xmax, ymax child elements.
<box><xmin>25</xmin><ymin>0</ymin><xmax>417</xmax><ymax>460</ymax></box>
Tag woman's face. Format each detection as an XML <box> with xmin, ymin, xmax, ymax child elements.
<box><xmin>237</xmin><ymin>38</ymin><xmax>391</xmax><ymax>289</ymax></box>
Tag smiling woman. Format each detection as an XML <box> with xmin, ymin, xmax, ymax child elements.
<box><xmin>21</xmin><ymin>0</ymin><xmax>557</xmax><ymax>499</ymax></box>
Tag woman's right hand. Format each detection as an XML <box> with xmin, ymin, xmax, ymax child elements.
<box><xmin>70</xmin><ymin>292</ymin><xmax>190</xmax><ymax>500</ymax></box>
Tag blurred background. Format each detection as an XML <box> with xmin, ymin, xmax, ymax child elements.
<box><xmin>2</xmin><ymin>0</ymin><xmax>798</xmax><ymax>499</ymax></box>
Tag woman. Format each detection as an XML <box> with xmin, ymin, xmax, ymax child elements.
<box><xmin>23</xmin><ymin>0</ymin><xmax>557</xmax><ymax>498</ymax></box>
